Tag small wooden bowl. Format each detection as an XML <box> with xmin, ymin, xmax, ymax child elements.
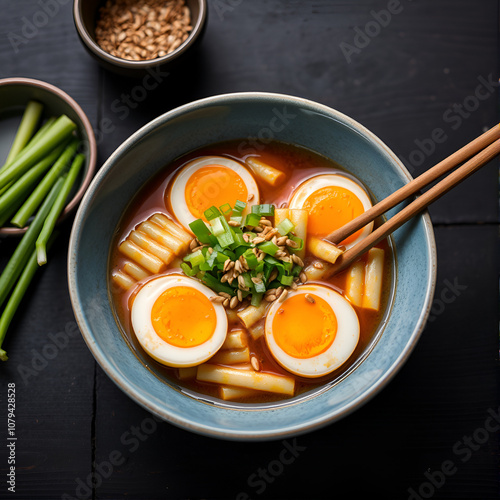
<box><xmin>0</xmin><ymin>77</ymin><xmax>97</xmax><ymax>236</ymax></box>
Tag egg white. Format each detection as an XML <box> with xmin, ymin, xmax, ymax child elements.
<box><xmin>131</xmin><ymin>275</ymin><xmax>227</xmax><ymax>368</ymax></box>
<box><xmin>265</xmin><ymin>284</ymin><xmax>360</xmax><ymax>378</ymax></box>
<box><xmin>289</xmin><ymin>174</ymin><xmax>373</xmax><ymax>249</ymax></box>
<box><xmin>170</xmin><ymin>156</ymin><xmax>260</xmax><ymax>231</ymax></box>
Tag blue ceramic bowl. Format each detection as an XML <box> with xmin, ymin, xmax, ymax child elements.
<box><xmin>68</xmin><ymin>92</ymin><xmax>436</xmax><ymax>440</ymax></box>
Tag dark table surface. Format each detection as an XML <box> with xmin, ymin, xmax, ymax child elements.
<box><xmin>0</xmin><ymin>1</ymin><xmax>498</xmax><ymax>499</ymax></box>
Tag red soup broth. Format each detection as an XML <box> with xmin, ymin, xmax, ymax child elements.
<box><xmin>108</xmin><ymin>140</ymin><xmax>395</xmax><ymax>406</ymax></box>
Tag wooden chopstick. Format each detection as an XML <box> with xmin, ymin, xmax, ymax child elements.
<box><xmin>324</xmin><ymin>124</ymin><xmax>500</xmax><ymax>276</ymax></box>
<box><xmin>326</xmin><ymin>123</ymin><xmax>500</xmax><ymax>246</ymax></box>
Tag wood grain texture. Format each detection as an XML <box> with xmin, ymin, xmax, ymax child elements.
<box><xmin>0</xmin><ymin>0</ymin><xmax>497</xmax><ymax>499</ymax></box>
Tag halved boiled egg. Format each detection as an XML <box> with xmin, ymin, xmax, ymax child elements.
<box><xmin>265</xmin><ymin>284</ymin><xmax>359</xmax><ymax>378</ymax></box>
<box><xmin>289</xmin><ymin>174</ymin><xmax>373</xmax><ymax>249</ymax></box>
<box><xmin>131</xmin><ymin>275</ymin><xmax>227</xmax><ymax>367</ymax></box>
<box><xmin>169</xmin><ymin>156</ymin><xmax>260</xmax><ymax>230</ymax></box>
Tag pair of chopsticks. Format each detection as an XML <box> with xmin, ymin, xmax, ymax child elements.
<box><xmin>325</xmin><ymin>124</ymin><xmax>500</xmax><ymax>275</ymax></box>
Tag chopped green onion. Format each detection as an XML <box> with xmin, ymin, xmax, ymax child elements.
<box><xmin>217</xmin><ymin>252</ymin><xmax>230</xmax><ymax>263</ymax></box>
<box><xmin>263</xmin><ymin>255</ymin><xmax>281</xmax><ymax>266</ymax></box>
<box><xmin>243</xmin><ymin>248</ymin><xmax>259</xmax><ymax>269</ymax></box>
<box><xmin>253</xmin><ymin>279</ymin><xmax>266</xmax><ymax>294</ymax></box>
<box><xmin>266</xmin><ymin>280</ymin><xmax>281</xmax><ymax>291</ymax></box>
<box><xmin>204</xmin><ymin>205</ymin><xmax>221</xmax><ymax>221</ymax></box>
<box><xmin>231</xmin><ymin>232</ymin><xmax>250</xmax><ymax>248</ymax></box>
<box><xmin>233</xmin><ymin>246</ymin><xmax>247</xmax><ymax>260</ymax></box>
<box><xmin>183</xmin><ymin>249</ymin><xmax>205</xmax><ymax>267</ymax></box>
<box><xmin>233</xmin><ymin>200</ymin><xmax>247</xmax><ymax>214</ymax></box>
<box><xmin>202</xmin><ymin>273</ymin><xmax>235</xmax><ymax>295</ymax></box>
<box><xmin>210</xmin><ymin>217</ymin><xmax>225</xmax><ymax>237</ymax></box>
<box><xmin>257</xmin><ymin>240</ymin><xmax>279</xmax><ymax>256</ymax></box>
<box><xmin>240</xmin><ymin>272</ymin><xmax>253</xmax><ymax>290</ymax></box>
<box><xmin>289</xmin><ymin>237</ymin><xmax>304</xmax><ymax>252</ymax></box>
<box><xmin>213</xmin><ymin>244</ymin><xmax>235</xmax><ymax>260</ymax></box>
<box><xmin>229</xmin><ymin>216</ymin><xmax>243</xmax><ymax>224</ymax></box>
<box><xmin>245</xmin><ymin>213</ymin><xmax>261</xmax><ymax>227</ymax></box>
<box><xmin>280</xmin><ymin>274</ymin><xmax>294</xmax><ymax>286</ymax></box>
<box><xmin>180</xmin><ymin>262</ymin><xmax>199</xmax><ymax>277</ymax></box>
<box><xmin>211</xmin><ymin>216</ymin><xmax>234</xmax><ymax>248</ymax></box>
<box><xmin>251</xmin><ymin>292</ymin><xmax>263</xmax><ymax>307</ymax></box>
<box><xmin>220</xmin><ymin>248</ymin><xmax>236</xmax><ymax>261</ymax></box>
<box><xmin>255</xmin><ymin>261</ymin><xmax>265</xmax><ymax>274</ymax></box>
<box><xmin>199</xmin><ymin>261</ymin><xmax>214</xmax><ymax>271</ymax></box>
<box><xmin>188</xmin><ymin>219</ymin><xmax>216</xmax><ymax>246</ymax></box>
<box><xmin>230</xmin><ymin>200</ymin><xmax>246</xmax><ymax>223</ymax></box>
<box><xmin>179</xmin><ymin>197</ymin><xmax>306</xmax><ymax>304</ymax></box>
<box><xmin>251</xmin><ymin>204</ymin><xmax>275</xmax><ymax>216</ymax></box>
<box><xmin>205</xmin><ymin>249</ymin><xmax>219</xmax><ymax>268</ymax></box>
<box><xmin>276</xmin><ymin>218</ymin><xmax>295</xmax><ymax>236</ymax></box>
<box><xmin>263</xmin><ymin>263</ymin><xmax>274</xmax><ymax>282</ymax></box>
<box><xmin>219</xmin><ymin>203</ymin><xmax>232</xmax><ymax>216</ymax></box>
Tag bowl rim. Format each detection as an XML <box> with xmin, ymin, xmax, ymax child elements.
<box><xmin>73</xmin><ymin>0</ymin><xmax>208</xmax><ymax>70</ymax></box>
<box><xmin>0</xmin><ymin>77</ymin><xmax>97</xmax><ymax>236</ymax></box>
<box><xmin>68</xmin><ymin>91</ymin><xmax>437</xmax><ymax>440</ymax></box>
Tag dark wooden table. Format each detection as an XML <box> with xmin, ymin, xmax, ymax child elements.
<box><xmin>0</xmin><ymin>1</ymin><xmax>498</xmax><ymax>499</ymax></box>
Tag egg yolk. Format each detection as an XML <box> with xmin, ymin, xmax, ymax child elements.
<box><xmin>185</xmin><ymin>165</ymin><xmax>248</xmax><ymax>221</ymax></box>
<box><xmin>272</xmin><ymin>294</ymin><xmax>337</xmax><ymax>359</ymax></box>
<box><xmin>303</xmin><ymin>185</ymin><xmax>365</xmax><ymax>246</ymax></box>
<box><xmin>151</xmin><ymin>286</ymin><xmax>216</xmax><ymax>348</ymax></box>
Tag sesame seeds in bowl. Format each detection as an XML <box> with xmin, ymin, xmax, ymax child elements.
<box><xmin>73</xmin><ymin>0</ymin><xmax>207</xmax><ymax>77</ymax></box>
<box><xmin>94</xmin><ymin>0</ymin><xmax>193</xmax><ymax>61</ymax></box>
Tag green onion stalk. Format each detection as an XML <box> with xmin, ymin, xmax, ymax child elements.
<box><xmin>11</xmin><ymin>138</ymin><xmax>79</xmax><ymax>228</ymax></box>
<box><xmin>0</xmin><ymin>234</ymin><xmax>57</xmax><ymax>362</ymax></box>
<box><xmin>0</xmin><ymin>177</ymin><xmax>64</xmax><ymax>309</ymax></box>
<box><xmin>0</xmin><ymin>142</ymin><xmax>67</xmax><ymax>227</ymax></box>
<box><xmin>36</xmin><ymin>154</ymin><xmax>84</xmax><ymax>265</ymax></box>
<box><xmin>3</xmin><ymin>100</ymin><xmax>44</xmax><ymax>167</ymax></box>
<box><xmin>0</xmin><ymin>114</ymin><xmax>56</xmax><ymax>198</ymax></box>
<box><xmin>0</xmin><ymin>114</ymin><xmax>76</xmax><ymax>191</ymax></box>
<box><xmin>183</xmin><ymin>201</ymin><xmax>305</xmax><ymax>307</ymax></box>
